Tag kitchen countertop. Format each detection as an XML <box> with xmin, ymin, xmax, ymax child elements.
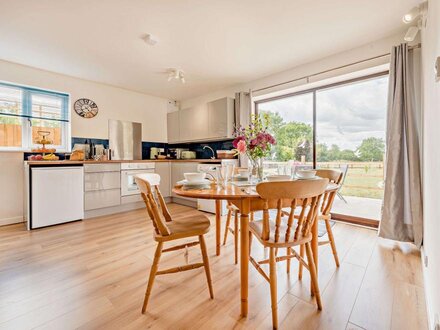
<box><xmin>25</xmin><ymin>159</ymin><xmax>227</xmax><ymax>165</ymax></box>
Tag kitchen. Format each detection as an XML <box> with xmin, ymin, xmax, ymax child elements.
<box><xmin>23</xmin><ymin>95</ymin><xmax>237</xmax><ymax>229</ymax></box>
<box><xmin>0</xmin><ymin>1</ymin><xmax>438</xmax><ymax>329</ymax></box>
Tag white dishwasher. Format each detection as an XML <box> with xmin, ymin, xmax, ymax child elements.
<box><xmin>29</xmin><ymin>166</ymin><xmax>84</xmax><ymax>229</ymax></box>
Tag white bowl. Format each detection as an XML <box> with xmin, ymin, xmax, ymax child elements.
<box><xmin>296</xmin><ymin>170</ymin><xmax>316</xmax><ymax>179</ymax></box>
<box><xmin>184</xmin><ymin>172</ymin><xmax>206</xmax><ymax>182</ymax></box>
<box><xmin>266</xmin><ymin>175</ymin><xmax>291</xmax><ymax>182</ymax></box>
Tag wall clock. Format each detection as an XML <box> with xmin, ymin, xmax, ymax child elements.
<box><xmin>74</xmin><ymin>98</ymin><xmax>99</xmax><ymax>118</ymax></box>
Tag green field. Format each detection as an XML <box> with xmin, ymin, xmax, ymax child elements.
<box><xmin>319</xmin><ymin>162</ymin><xmax>384</xmax><ymax>199</ymax></box>
<box><xmin>265</xmin><ymin>161</ymin><xmax>385</xmax><ymax>200</ymax></box>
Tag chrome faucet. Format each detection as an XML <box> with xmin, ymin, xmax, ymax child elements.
<box><xmin>203</xmin><ymin>145</ymin><xmax>216</xmax><ymax>159</ymax></box>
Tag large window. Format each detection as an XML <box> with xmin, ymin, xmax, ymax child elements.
<box><xmin>0</xmin><ymin>82</ymin><xmax>70</xmax><ymax>151</ymax></box>
<box><xmin>256</xmin><ymin>73</ymin><xmax>388</xmax><ymax>222</ymax></box>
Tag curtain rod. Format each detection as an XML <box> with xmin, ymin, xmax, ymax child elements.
<box><xmin>251</xmin><ymin>43</ymin><xmax>421</xmax><ymax>94</ymax></box>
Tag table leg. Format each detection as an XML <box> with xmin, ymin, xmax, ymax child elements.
<box><xmin>311</xmin><ymin>218</ymin><xmax>319</xmax><ymax>295</ymax></box>
<box><xmin>215</xmin><ymin>200</ymin><xmax>221</xmax><ymax>256</ymax></box>
<box><xmin>240</xmin><ymin>198</ymin><xmax>250</xmax><ymax>317</ymax></box>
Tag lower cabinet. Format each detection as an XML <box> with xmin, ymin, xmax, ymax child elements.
<box><xmin>171</xmin><ymin>162</ymin><xmax>199</xmax><ymax>201</ymax></box>
<box><xmin>85</xmin><ymin>189</ymin><xmax>121</xmax><ymax>211</ymax></box>
<box><xmin>155</xmin><ymin>162</ymin><xmax>171</xmax><ymax>197</ymax></box>
<box><xmin>84</xmin><ymin>164</ymin><xmax>121</xmax><ymax>211</ymax></box>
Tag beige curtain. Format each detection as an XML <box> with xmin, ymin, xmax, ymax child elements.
<box><xmin>379</xmin><ymin>43</ymin><xmax>423</xmax><ymax>247</ymax></box>
<box><xmin>235</xmin><ymin>91</ymin><xmax>252</xmax><ymax>167</ymax></box>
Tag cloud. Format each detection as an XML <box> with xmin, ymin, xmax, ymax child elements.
<box><xmin>258</xmin><ymin>76</ymin><xmax>388</xmax><ymax>151</ymax></box>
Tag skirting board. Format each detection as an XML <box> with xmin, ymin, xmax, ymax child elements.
<box><xmin>0</xmin><ymin>216</ymin><xmax>24</xmax><ymax>226</ymax></box>
<box><xmin>84</xmin><ymin>197</ymin><xmax>172</xmax><ymax>219</ymax></box>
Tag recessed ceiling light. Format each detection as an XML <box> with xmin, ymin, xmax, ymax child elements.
<box><xmin>142</xmin><ymin>33</ymin><xmax>159</xmax><ymax>46</ymax></box>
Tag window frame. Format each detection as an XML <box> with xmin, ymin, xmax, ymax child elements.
<box><xmin>254</xmin><ymin>71</ymin><xmax>389</xmax><ymax>227</ymax></box>
<box><xmin>0</xmin><ymin>81</ymin><xmax>70</xmax><ymax>152</ymax></box>
<box><xmin>255</xmin><ymin>71</ymin><xmax>389</xmax><ymax>167</ymax></box>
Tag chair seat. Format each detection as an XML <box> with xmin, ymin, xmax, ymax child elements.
<box><xmin>249</xmin><ymin>219</ymin><xmax>311</xmax><ymax>248</ymax></box>
<box><xmin>154</xmin><ymin>213</ymin><xmax>211</xmax><ymax>242</ymax></box>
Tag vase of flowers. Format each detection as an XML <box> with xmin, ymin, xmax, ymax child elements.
<box><xmin>233</xmin><ymin>113</ymin><xmax>276</xmax><ymax>182</ymax></box>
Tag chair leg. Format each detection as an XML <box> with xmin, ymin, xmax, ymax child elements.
<box><xmin>142</xmin><ymin>242</ymin><xmax>163</xmax><ymax>313</ymax></box>
<box><xmin>305</xmin><ymin>242</ymin><xmax>322</xmax><ymax>310</ymax></box>
<box><xmin>199</xmin><ymin>235</ymin><xmax>214</xmax><ymax>299</ymax></box>
<box><xmin>222</xmin><ymin>209</ymin><xmax>232</xmax><ymax>245</ymax></box>
<box><xmin>234</xmin><ymin>211</ymin><xmax>239</xmax><ymax>265</ymax></box>
<box><xmin>298</xmin><ymin>244</ymin><xmax>304</xmax><ymax>280</ymax></box>
<box><xmin>269</xmin><ymin>247</ymin><xmax>278</xmax><ymax>329</ymax></box>
<box><xmin>286</xmin><ymin>247</ymin><xmax>291</xmax><ymax>274</ymax></box>
<box><xmin>325</xmin><ymin>219</ymin><xmax>340</xmax><ymax>267</ymax></box>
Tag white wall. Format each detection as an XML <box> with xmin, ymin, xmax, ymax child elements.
<box><xmin>421</xmin><ymin>0</ymin><xmax>440</xmax><ymax>328</ymax></box>
<box><xmin>180</xmin><ymin>32</ymin><xmax>406</xmax><ymax>109</ymax></box>
<box><xmin>0</xmin><ymin>60</ymin><xmax>169</xmax><ymax>142</ymax></box>
<box><xmin>0</xmin><ymin>60</ymin><xmax>170</xmax><ymax>225</ymax></box>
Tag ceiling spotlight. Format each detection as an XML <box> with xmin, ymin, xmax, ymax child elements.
<box><xmin>143</xmin><ymin>33</ymin><xmax>159</xmax><ymax>46</ymax></box>
<box><xmin>167</xmin><ymin>68</ymin><xmax>185</xmax><ymax>84</ymax></box>
<box><xmin>403</xmin><ymin>2</ymin><xmax>428</xmax><ymax>24</ymax></box>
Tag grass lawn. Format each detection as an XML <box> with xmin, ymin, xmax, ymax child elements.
<box><xmin>340</xmin><ymin>166</ymin><xmax>384</xmax><ymax>199</ymax></box>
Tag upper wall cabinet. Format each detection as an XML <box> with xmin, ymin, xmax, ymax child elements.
<box><xmin>208</xmin><ymin>97</ymin><xmax>235</xmax><ymax>140</ymax></box>
<box><xmin>167</xmin><ymin>111</ymin><xmax>180</xmax><ymax>143</ymax></box>
<box><xmin>167</xmin><ymin>97</ymin><xmax>235</xmax><ymax>143</ymax></box>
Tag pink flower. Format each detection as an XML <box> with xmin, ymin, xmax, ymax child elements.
<box><xmin>232</xmin><ymin>136</ymin><xmax>245</xmax><ymax>148</ymax></box>
<box><xmin>236</xmin><ymin>140</ymin><xmax>247</xmax><ymax>154</ymax></box>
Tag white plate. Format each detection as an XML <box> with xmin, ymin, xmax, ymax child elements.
<box><xmin>177</xmin><ymin>179</ymin><xmax>212</xmax><ymax>186</ymax></box>
<box><xmin>294</xmin><ymin>175</ymin><xmax>319</xmax><ymax>180</ymax></box>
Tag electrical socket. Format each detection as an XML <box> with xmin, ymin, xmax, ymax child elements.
<box><xmin>424</xmin><ymin>255</ymin><xmax>429</xmax><ymax>267</ymax></box>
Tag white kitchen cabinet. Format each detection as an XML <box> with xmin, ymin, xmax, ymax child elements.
<box><xmin>85</xmin><ymin>189</ymin><xmax>121</xmax><ymax>211</ymax></box>
<box><xmin>208</xmin><ymin>97</ymin><xmax>235</xmax><ymax>139</ymax></box>
<box><xmin>191</xmin><ymin>104</ymin><xmax>209</xmax><ymax>141</ymax></box>
<box><xmin>170</xmin><ymin>97</ymin><xmax>235</xmax><ymax>143</ymax></box>
<box><xmin>167</xmin><ymin>111</ymin><xmax>180</xmax><ymax>143</ymax></box>
<box><xmin>84</xmin><ymin>163</ymin><xmax>121</xmax><ymax>211</ymax></box>
<box><xmin>84</xmin><ymin>163</ymin><xmax>120</xmax><ymax>173</ymax></box>
<box><xmin>171</xmin><ymin>162</ymin><xmax>199</xmax><ymax>200</ymax></box>
<box><xmin>155</xmin><ymin>162</ymin><xmax>171</xmax><ymax>197</ymax></box>
<box><xmin>84</xmin><ymin>171</ymin><xmax>120</xmax><ymax>191</ymax></box>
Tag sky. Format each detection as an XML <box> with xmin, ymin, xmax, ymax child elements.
<box><xmin>258</xmin><ymin>75</ymin><xmax>388</xmax><ymax>151</ymax></box>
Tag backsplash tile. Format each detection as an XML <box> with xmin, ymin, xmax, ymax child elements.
<box><xmin>24</xmin><ymin>137</ymin><xmax>235</xmax><ymax>160</ymax></box>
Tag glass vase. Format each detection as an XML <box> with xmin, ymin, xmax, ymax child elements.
<box><xmin>250</xmin><ymin>157</ymin><xmax>264</xmax><ymax>183</ymax></box>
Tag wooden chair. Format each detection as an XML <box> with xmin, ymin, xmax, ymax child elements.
<box><xmin>297</xmin><ymin>169</ymin><xmax>343</xmax><ymax>279</ymax></box>
<box><xmin>135</xmin><ymin>174</ymin><xmax>214</xmax><ymax>313</ymax></box>
<box><xmin>250</xmin><ymin>179</ymin><xmax>329</xmax><ymax>329</ymax></box>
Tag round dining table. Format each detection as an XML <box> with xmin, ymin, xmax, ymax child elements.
<box><xmin>172</xmin><ymin>181</ymin><xmax>339</xmax><ymax>318</ymax></box>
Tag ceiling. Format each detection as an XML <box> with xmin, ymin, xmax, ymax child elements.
<box><xmin>0</xmin><ymin>0</ymin><xmax>420</xmax><ymax>100</ymax></box>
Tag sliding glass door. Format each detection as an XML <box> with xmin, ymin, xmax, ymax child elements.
<box><xmin>255</xmin><ymin>73</ymin><xmax>388</xmax><ymax>223</ymax></box>
<box><xmin>316</xmin><ymin>75</ymin><xmax>388</xmax><ymax>221</ymax></box>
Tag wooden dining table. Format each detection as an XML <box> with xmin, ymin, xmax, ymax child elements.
<box><xmin>172</xmin><ymin>181</ymin><xmax>339</xmax><ymax>317</ymax></box>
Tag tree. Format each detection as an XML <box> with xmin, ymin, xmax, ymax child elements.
<box><xmin>274</xmin><ymin>122</ymin><xmax>313</xmax><ymax>162</ymax></box>
<box><xmin>356</xmin><ymin>137</ymin><xmax>385</xmax><ymax>161</ymax></box>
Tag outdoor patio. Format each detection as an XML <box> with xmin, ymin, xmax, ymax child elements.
<box><xmin>332</xmin><ymin>195</ymin><xmax>382</xmax><ymax>220</ymax></box>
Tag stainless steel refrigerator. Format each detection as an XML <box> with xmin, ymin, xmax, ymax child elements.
<box><xmin>109</xmin><ymin>119</ymin><xmax>142</xmax><ymax>160</ymax></box>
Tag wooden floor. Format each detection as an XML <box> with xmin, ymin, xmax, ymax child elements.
<box><xmin>0</xmin><ymin>204</ymin><xmax>427</xmax><ymax>330</ymax></box>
